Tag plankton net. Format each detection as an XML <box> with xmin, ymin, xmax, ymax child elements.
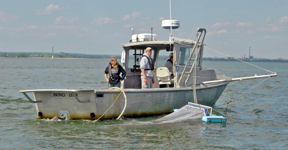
<box><xmin>126</xmin><ymin>102</ymin><xmax>212</xmax><ymax>125</ymax></box>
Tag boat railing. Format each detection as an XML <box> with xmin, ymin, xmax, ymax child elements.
<box><xmin>201</xmin><ymin>72</ymin><xmax>277</xmax><ymax>85</ymax></box>
<box><xmin>177</xmin><ymin>28</ymin><xmax>206</xmax><ymax>87</ymax></box>
<box><xmin>72</xmin><ymin>93</ymin><xmax>90</xmax><ymax>103</ymax></box>
<box><xmin>21</xmin><ymin>92</ymin><xmax>42</xmax><ymax>103</ymax></box>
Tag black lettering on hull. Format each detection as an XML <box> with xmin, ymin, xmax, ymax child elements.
<box><xmin>52</xmin><ymin>93</ymin><xmax>66</xmax><ymax>97</ymax></box>
<box><xmin>69</xmin><ymin>93</ymin><xmax>78</xmax><ymax>97</ymax></box>
<box><xmin>52</xmin><ymin>93</ymin><xmax>78</xmax><ymax>97</ymax></box>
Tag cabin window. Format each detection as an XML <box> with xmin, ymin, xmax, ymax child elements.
<box><xmin>128</xmin><ymin>48</ymin><xmax>154</xmax><ymax>71</ymax></box>
<box><xmin>179</xmin><ymin>47</ymin><xmax>198</xmax><ymax>66</ymax></box>
<box><xmin>156</xmin><ymin>50</ymin><xmax>172</xmax><ymax>67</ymax></box>
<box><xmin>179</xmin><ymin>47</ymin><xmax>193</xmax><ymax>66</ymax></box>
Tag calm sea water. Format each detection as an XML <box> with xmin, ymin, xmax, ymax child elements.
<box><xmin>0</xmin><ymin>58</ymin><xmax>287</xmax><ymax>149</ymax></box>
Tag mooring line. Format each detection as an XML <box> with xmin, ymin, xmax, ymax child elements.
<box><xmin>93</xmin><ymin>87</ymin><xmax>127</xmax><ymax>122</ymax></box>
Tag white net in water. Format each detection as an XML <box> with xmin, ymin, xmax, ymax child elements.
<box><xmin>130</xmin><ymin>103</ymin><xmax>212</xmax><ymax>125</ymax></box>
<box><xmin>153</xmin><ymin>103</ymin><xmax>211</xmax><ymax>124</ymax></box>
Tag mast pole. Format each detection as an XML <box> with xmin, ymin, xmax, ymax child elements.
<box><xmin>169</xmin><ymin>0</ymin><xmax>172</xmax><ymax>41</ymax></box>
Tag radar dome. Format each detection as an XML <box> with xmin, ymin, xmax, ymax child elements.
<box><xmin>162</xmin><ymin>20</ymin><xmax>180</xmax><ymax>29</ymax></box>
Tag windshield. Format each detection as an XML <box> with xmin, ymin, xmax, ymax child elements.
<box><xmin>156</xmin><ymin>50</ymin><xmax>172</xmax><ymax>67</ymax></box>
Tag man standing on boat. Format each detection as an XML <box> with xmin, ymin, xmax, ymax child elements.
<box><xmin>165</xmin><ymin>53</ymin><xmax>174</xmax><ymax>78</ymax></box>
<box><xmin>140</xmin><ymin>47</ymin><xmax>155</xmax><ymax>88</ymax></box>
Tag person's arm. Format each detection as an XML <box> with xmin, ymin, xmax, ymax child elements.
<box><xmin>119</xmin><ymin>65</ymin><xmax>126</xmax><ymax>81</ymax></box>
<box><xmin>140</xmin><ymin>56</ymin><xmax>148</xmax><ymax>84</ymax></box>
<box><xmin>104</xmin><ymin>66</ymin><xmax>109</xmax><ymax>83</ymax></box>
<box><xmin>141</xmin><ymin>69</ymin><xmax>148</xmax><ymax>84</ymax></box>
<box><xmin>104</xmin><ymin>74</ymin><xmax>109</xmax><ymax>83</ymax></box>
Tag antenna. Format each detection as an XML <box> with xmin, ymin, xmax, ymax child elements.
<box><xmin>162</xmin><ymin>0</ymin><xmax>180</xmax><ymax>41</ymax></box>
<box><xmin>151</xmin><ymin>27</ymin><xmax>153</xmax><ymax>41</ymax></box>
<box><xmin>169</xmin><ymin>0</ymin><xmax>172</xmax><ymax>38</ymax></box>
<box><xmin>131</xmin><ymin>28</ymin><xmax>134</xmax><ymax>36</ymax></box>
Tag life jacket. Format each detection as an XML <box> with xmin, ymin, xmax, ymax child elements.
<box><xmin>167</xmin><ymin>59</ymin><xmax>173</xmax><ymax>64</ymax></box>
<box><xmin>142</xmin><ymin>55</ymin><xmax>154</xmax><ymax>71</ymax></box>
<box><xmin>108</xmin><ymin>64</ymin><xmax>119</xmax><ymax>81</ymax></box>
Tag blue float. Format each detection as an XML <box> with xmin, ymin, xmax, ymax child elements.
<box><xmin>202</xmin><ymin>116</ymin><xmax>227</xmax><ymax>123</ymax></box>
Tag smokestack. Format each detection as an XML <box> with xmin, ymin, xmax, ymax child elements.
<box><xmin>249</xmin><ymin>47</ymin><xmax>251</xmax><ymax>58</ymax></box>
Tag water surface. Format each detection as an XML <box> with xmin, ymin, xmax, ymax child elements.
<box><xmin>0</xmin><ymin>58</ymin><xmax>287</xmax><ymax>149</ymax></box>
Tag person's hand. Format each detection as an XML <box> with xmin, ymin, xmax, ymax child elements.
<box><xmin>106</xmin><ymin>79</ymin><xmax>109</xmax><ymax>83</ymax></box>
<box><xmin>144</xmin><ymin>78</ymin><xmax>147</xmax><ymax>84</ymax></box>
<box><xmin>152</xmin><ymin>78</ymin><xmax>155</xmax><ymax>84</ymax></box>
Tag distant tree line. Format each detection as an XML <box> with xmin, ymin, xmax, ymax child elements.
<box><xmin>0</xmin><ymin>53</ymin><xmax>29</xmax><ymax>58</ymax></box>
<box><xmin>0</xmin><ymin>52</ymin><xmax>121</xmax><ymax>59</ymax></box>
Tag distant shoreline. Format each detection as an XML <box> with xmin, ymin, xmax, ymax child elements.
<box><xmin>202</xmin><ymin>58</ymin><xmax>288</xmax><ymax>63</ymax></box>
<box><xmin>0</xmin><ymin>52</ymin><xmax>286</xmax><ymax>62</ymax></box>
<box><xmin>1</xmin><ymin>57</ymin><xmax>287</xmax><ymax>63</ymax></box>
<box><xmin>0</xmin><ymin>56</ymin><xmax>112</xmax><ymax>60</ymax></box>
<box><xmin>0</xmin><ymin>52</ymin><xmax>120</xmax><ymax>59</ymax></box>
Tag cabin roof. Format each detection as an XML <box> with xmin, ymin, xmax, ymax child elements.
<box><xmin>122</xmin><ymin>37</ymin><xmax>199</xmax><ymax>50</ymax></box>
<box><xmin>122</xmin><ymin>41</ymin><xmax>173</xmax><ymax>49</ymax></box>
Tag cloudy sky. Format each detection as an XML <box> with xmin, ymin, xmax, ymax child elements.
<box><xmin>0</xmin><ymin>0</ymin><xmax>287</xmax><ymax>59</ymax></box>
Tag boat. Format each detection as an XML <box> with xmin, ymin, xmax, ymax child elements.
<box><xmin>19</xmin><ymin>24</ymin><xmax>277</xmax><ymax>120</ymax></box>
<box><xmin>19</xmin><ymin>2</ymin><xmax>277</xmax><ymax>120</ymax></box>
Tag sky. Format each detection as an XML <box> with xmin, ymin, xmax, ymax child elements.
<box><xmin>0</xmin><ymin>0</ymin><xmax>287</xmax><ymax>59</ymax></box>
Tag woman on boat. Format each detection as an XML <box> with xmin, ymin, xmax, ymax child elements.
<box><xmin>104</xmin><ymin>57</ymin><xmax>126</xmax><ymax>88</ymax></box>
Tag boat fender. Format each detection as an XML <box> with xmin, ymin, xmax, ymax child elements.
<box><xmin>38</xmin><ymin>112</ymin><xmax>43</xmax><ymax>118</ymax></box>
<box><xmin>90</xmin><ymin>113</ymin><xmax>96</xmax><ymax>118</ymax></box>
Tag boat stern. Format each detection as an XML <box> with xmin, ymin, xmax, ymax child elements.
<box><xmin>19</xmin><ymin>89</ymin><xmax>97</xmax><ymax>119</ymax></box>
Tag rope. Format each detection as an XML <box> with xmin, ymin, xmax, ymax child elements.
<box><xmin>204</xmin><ymin>46</ymin><xmax>275</xmax><ymax>119</ymax></box>
<box><xmin>111</xmin><ymin>87</ymin><xmax>127</xmax><ymax>120</ymax></box>
<box><xmin>205</xmin><ymin>46</ymin><xmax>274</xmax><ymax>73</ymax></box>
<box><xmin>93</xmin><ymin>87</ymin><xmax>127</xmax><ymax>122</ymax></box>
<box><xmin>223</xmin><ymin>77</ymin><xmax>269</xmax><ymax>117</ymax></box>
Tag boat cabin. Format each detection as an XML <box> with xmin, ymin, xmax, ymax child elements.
<box><xmin>121</xmin><ymin>29</ymin><xmax>217</xmax><ymax>89</ymax></box>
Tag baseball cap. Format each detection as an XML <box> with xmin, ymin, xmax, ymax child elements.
<box><xmin>145</xmin><ymin>47</ymin><xmax>152</xmax><ymax>51</ymax></box>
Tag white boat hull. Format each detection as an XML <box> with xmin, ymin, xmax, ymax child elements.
<box><xmin>20</xmin><ymin>82</ymin><xmax>229</xmax><ymax>119</ymax></box>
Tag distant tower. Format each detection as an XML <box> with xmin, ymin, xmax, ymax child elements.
<box><xmin>249</xmin><ymin>47</ymin><xmax>253</xmax><ymax>59</ymax></box>
<box><xmin>52</xmin><ymin>47</ymin><xmax>54</xmax><ymax>59</ymax></box>
<box><xmin>249</xmin><ymin>47</ymin><xmax>251</xmax><ymax>59</ymax></box>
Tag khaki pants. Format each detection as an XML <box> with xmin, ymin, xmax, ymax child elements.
<box><xmin>141</xmin><ymin>76</ymin><xmax>153</xmax><ymax>88</ymax></box>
